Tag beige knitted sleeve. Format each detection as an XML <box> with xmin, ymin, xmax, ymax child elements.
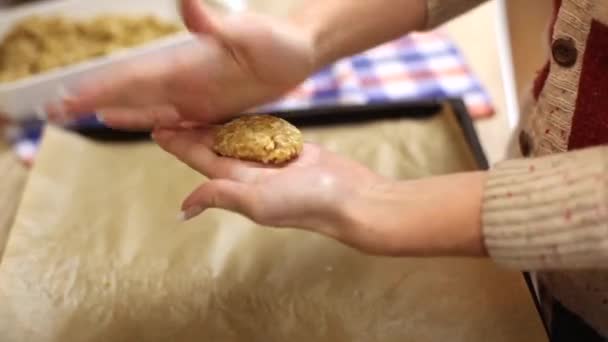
<box><xmin>483</xmin><ymin>146</ymin><xmax>608</xmax><ymax>270</ymax></box>
<box><xmin>425</xmin><ymin>0</ymin><xmax>489</xmax><ymax>28</ymax></box>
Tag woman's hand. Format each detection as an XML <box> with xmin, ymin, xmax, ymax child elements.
<box><xmin>152</xmin><ymin>126</ymin><xmax>387</xmax><ymax>248</ymax></box>
<box><xmin>152</xmin><ymin>127</ymin><xmax>487</xmax><ymax>257</ymax></box>
<box><xmin>49</xmin><ymin>0</ymin><xmax>316</xmax><ymax>129</ymax></box>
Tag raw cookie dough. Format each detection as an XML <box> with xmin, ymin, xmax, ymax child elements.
<box><xmin>213</xmin><ymin>115</ymin><xmax>303</xmax><ymax>164</ymax></box>
<box><xmin>0</xmin><ymin>15</ymin><xmax>181</xmax><ymax>83</ymax></box>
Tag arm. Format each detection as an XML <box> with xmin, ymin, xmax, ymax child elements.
<box><xmin>151</xmin><ymin>118</ymin><xmax>608</xmax><ymax>269</ymax></box>
<box><xmin>151</xmin><ymin>126</ymin><xmax>488</xmax><ymax>258</ymax></box>
<box><xmin>348</xmin><ymin>146</ymin><xmax>608</xmax><ymax>269</ymax></box>
<box><xmin>290</xmin><ymin>0</ymin><xmax>428</xmax><ymax>68</ymax></box>
<box><xmin>344</xmin><ymin>172</ymin><xmax>488</xmax><ymax>257</ymax></box>
<box><xmin>290</xmin><ymin>0</ymin><xmax>489</xmax><ymax>69</ymax></box>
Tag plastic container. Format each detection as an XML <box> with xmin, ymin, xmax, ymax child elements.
<box><xmin>0</xmin><ymin>0</ymin><xmax>197</xmax><ymax>121</ymax></box>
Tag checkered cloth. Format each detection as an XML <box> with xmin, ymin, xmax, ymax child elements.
<box><xmin>8</xmin><ymin>30</ymin><xmax>494</xmax><ymax>166</ymax></box>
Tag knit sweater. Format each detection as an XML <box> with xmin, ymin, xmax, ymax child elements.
<box><xmin>427</xmin><ymin>0</ymin><xmax>608</xmax><ymax>336</ymax></box>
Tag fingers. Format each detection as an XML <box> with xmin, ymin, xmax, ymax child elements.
<box><xmin>151</xmin><ymin>127</ymin><xmax>259</xmax><ymax>181</ymax></box>
<box><xmin>179</xmin><ymin>179</ymin><xmax>258</xmax><ymax>221</ymax></box>
<box><xmin>180</xmin><ymin>0</ymin><xmax>218</xmax><ymax>34</ymax></box>
<box><xmin>96</xmin><ymin>106</ymin><xmax>182</xmax><ymax>130</ymax></box>
<box><xmin>52</xmin><ymin>59</ymin><xmax>173</xmax><ymax>121</ymax></box>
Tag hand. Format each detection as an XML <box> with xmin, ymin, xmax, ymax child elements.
<box><xmin>49</xmin><ymin>0</ymin><xmax>316</xmax><ymax>129</ymax></box>
<box><xmin>150</xmin><ymin>126</ymin><xmax>398</xmax><ymax>254</ymax></box>
<box><xmin>151</xmin><ymin>127</ymin><xmax>487</xmax><ymax>257</ymax></box>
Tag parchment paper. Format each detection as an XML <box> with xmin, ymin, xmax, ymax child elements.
<box><xmin>0</xmin><ymin>149</ymin><xmax>27</xmax><ymax>261</ymax></box>
<box><xmin>0</xmin><ymin>105</ymin><xmax>547</xmax><ymax>341</ymax></box>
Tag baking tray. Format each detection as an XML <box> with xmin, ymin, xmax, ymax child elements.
<box><xmin>70</xmin><ymin>100</ymin><xmax>442</xmax><ymax>141</ymax></box>
<box><xmin>0</xmin><ymin>97</ymin><xmax>548</xmax><ymax>341</ymax></box>
<box><xmin>72</xmin><ymin>98</ymin><xmax>545</xmax><ymax>335</ymax></box>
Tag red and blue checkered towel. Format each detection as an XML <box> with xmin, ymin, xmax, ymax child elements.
<box><xmin>9</xmin><ymin>30</ymin><xmax>494</xmax><ymax>165</ymax></box>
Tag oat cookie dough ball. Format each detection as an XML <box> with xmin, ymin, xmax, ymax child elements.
<box><xmin>213</xmin><ymin>115</ymin><xmax>303</xmax><ymax>164</ymax></box>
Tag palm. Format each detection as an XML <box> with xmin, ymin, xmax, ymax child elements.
<box><xmin>240</xmin><ymin>145</ymin><xmax>379</xmax><ymax>228</ymax></box>
<box><xmin>151</xmin><ymin>128</ymin><xmax>383</xmax><ymax>232</ymax></box>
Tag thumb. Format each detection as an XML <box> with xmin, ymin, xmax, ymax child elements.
<box><xmin>179</xmin><ymin>0</ymin><xmax>219</xmax><ymax>34</ymax></box>
<box><xmin>179</xmin><ymin>179</ymin><xmax>260</xmax><ymax>221</ymax></box>
<box><xmin>180</xmin><ymin>0</ymin><xmax>251</xmax><ymax>50</ymax></box>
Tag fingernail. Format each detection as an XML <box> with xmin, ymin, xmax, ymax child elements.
<box><xmin>55</xmin><ymin>104</ymin><xmax>70</xmax><ymax>124</ymax></box>
<box><xmin>95</xmin><ymin>112</ymin><xmax>104</xmax><ymax>123</ymax></box>
<box><xmin>177</xmin><ymin>205</ymin><xmax>204</xmax><ymax>221</ymax></box>
<box><xmin>45</xmin><ymin>108</ymin><xmax>60</xmax><ymax>124</ymax></box>
<box><xmin>57</xmin><ymin>85</ymin><xmax>75</xmax><ymax>101</ymax></box>
<box><xmin>47</xmin><ymin>103</ymin><xmax>69</xmax><ymax>124</ymax></box>
<box><xmin>34</xmin><ymin>106</ymin><xmax>47</xmax><ymax>120</ymax></box>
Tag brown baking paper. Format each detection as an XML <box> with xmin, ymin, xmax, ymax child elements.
<box><xmin>0</xmin><ymin>150</ymin><xmax>27</xmax><ymax>261</ymax></box>
<box><xmin>0</xmin><ymin>105</ymin><xmax>547</xmax><ymax>341</ymax></box>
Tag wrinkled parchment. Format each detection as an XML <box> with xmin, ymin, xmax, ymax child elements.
<box><xmin>0</xmin><ymin>149</ymin><xmax>27</xmax><ymax>261</ymax></box>
<box><xmin>0</xmin><ymin>105</ymin><xmax>547</xmax><ymax>341</ymax></box>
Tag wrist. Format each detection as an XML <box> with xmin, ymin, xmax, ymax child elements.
<box><xmin>343</xmin><ymin>172</ymin><xmax>488</xmax><ymax>257</ymax></box>
<box><xmin>287</xmin><ymin>0</ymin><xmax>428</xmax><ymax>71</ymax></box>
<box><xmin>287</xmin><ymin>9</ymin><xmax>332</xmax><ymax>71</ymax></box>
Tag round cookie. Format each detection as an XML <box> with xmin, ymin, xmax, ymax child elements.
<box><xmin>213</xmin><ymin>115</ymin><xmax>303</xmax><ymax>164</ymax></box>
